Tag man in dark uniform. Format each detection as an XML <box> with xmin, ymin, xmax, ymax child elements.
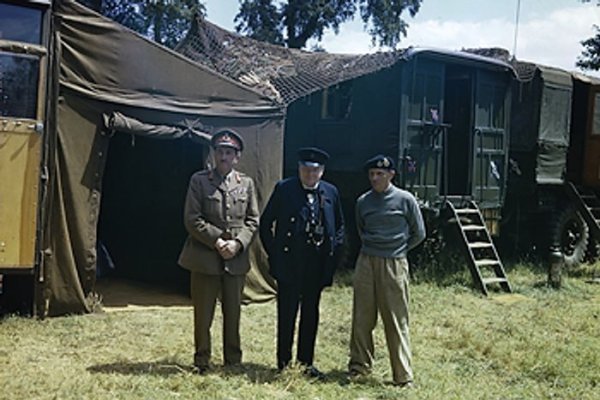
<box><xmin>179</xmin><ymin>129</ymin><xmax>259</xmax><ymax>374</ymax></box>
<box><xmin>260</xmin><ymin>147</ymin><xmax>344</xmax><ymax>378</ymax></box>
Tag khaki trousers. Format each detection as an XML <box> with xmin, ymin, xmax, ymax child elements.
<box><xmin>190</xmin><ymin>271</ymin><xmax>245</xmax><ymax>367</ymax></box>
<box><xmin>349</xmin><ymin>253</ymin><xmax>413</xmax><ymax>384</ymax></box>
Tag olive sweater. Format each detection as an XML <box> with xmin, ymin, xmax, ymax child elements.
<box><xmin>355</xmin><ymin>184</ymin><xmax>426</xmax><ymax>258</ymax></box>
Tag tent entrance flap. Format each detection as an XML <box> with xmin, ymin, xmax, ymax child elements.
<box><xmin>97</xmin><ymin>130</ymin><xmax>208</xmax><ymax>290</ymax></box>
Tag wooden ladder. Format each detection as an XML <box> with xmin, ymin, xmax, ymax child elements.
<box><xmin>566</xmin><ymin>183</ymin><xmax>600</xmax><ymax>241</ymax></box>
<box><xmin>444</xmin><ymin>198</ymin><xmax>512</xmax><ymax>295</ymax></box>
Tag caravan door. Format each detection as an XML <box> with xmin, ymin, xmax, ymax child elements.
<box><xmin>472</xmin><ymin>70</ymin><xmax>510</xmax><ymax>208</ymax></box>
<box><xmin>402</xmin><ymin>58</ymin><xmax>444</xmax><ymax>203</ymax></box>
<box><xmin>0</xmin><ymin>2</ymin><xmax>48</xmax><ymax>270</ymax></box>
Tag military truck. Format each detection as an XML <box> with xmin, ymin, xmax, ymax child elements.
<box><xmin>501</xmin><ymin>62</ymin><xmax>600</xmax><ymax>268</ymax></box>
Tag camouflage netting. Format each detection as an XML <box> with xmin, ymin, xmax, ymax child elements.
<box><xmin>463</xmin><ymin>47</ymin><xmax>537</xmax><ymax>81</ymax></box>
<box><xmin>176</xmin><ymin>15</ymin><xmax>408</xmax><ymax>105</ymax></box>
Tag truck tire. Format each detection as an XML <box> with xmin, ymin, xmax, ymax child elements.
<box><xmin>550</xmin><ymin>206</ymin><xmax>589</xmax><ymax>269</ymax></box>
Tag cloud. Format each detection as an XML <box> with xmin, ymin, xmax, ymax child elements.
<box><xmin>515</xmin><ymin>7</ymin><xmax>598</xmax><ymax>72</ymax></box>
<box><xmin>316</xmin><ymin>4</ymin><xmax>600</xmax><ymax>76</ymax></box>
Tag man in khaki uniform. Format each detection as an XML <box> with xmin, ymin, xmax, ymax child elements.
<box><xmin>179</xmin><ymin>129</ymin><xmax>259</xmax><ymax>374</ymax></box>
<box><xmin>348</xmin><ymin>155</ymin><xmax>425</xmax><ymax>387</ymax></box>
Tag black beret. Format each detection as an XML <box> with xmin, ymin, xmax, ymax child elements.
<box><xmin>211</xmin><ymin>129</ymin><xmax>244</xmax><ymax>151</ymax></box>
<box><xmin>364</xmin><ymin>154</ymin><xmax>395</xmax><ymax>171</ymax></box>
<box><xmin>298</xmin><ymin>147</ymin><xmax>329</xmax><ymax>167</ymax></box>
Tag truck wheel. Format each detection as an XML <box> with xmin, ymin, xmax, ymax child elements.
<box><xmin>550</xmin><ymin>207</ymin><xmax>589</xmax><ymax>269</ymax></box>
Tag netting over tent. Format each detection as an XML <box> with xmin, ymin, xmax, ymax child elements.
<box><xmin>176</xmin><ymin>16</ymin><xmax>408</xmax><ymax>105</ymax></box>
<box><xmin>462</xmin><ymin>47</ymin><xmax>537</xmax><ymax>81</ymax></box>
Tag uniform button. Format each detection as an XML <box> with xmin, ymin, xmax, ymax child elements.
<box><xmin>329</xmin><ymin>252</ymin><xmax>333</xmax><ymax>256</ymax></box>
<box><xmin>226</xmin><ymin>216</ymin><xmax>231</xmax><ymax>221</ymax></box>
<box><xmin>290</xmin><ymin>217</ymin><xmax>295</xmax><ymax>222</ymax></box>
<box><xmin>306</xmin><ymin>240</ymin><xmax>310</xmax><ymax>244</ymax></box>
<box><xmin>287</xmin><ymin>232</ymin><xmax>292</xmax><ymax>237</ymax></box>
<box><xmin>226</xmin><ymin>204</ymin><xmax>231</xmax><ymax>209</ymax></box>
<box><xmin>283</xmin><ymin>246</ymin><xmax>289</xmax><ymax>252</ymax></box>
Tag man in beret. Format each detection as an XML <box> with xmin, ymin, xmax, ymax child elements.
<box><xmin>348</xmin><ymin>155</ymin><xmax>426</xmax><ymax>388</ymax></box>
<box><xmin>260</xmin><ymin>147</ymin><xmax>345</xmax><ymax>379</ymax></box>
<box><xmin>179</xmin><ymin>129</ymin><xmax>259</xmax><ymax>374</ymax></box>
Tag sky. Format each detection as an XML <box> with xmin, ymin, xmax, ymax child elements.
<box><xmin>202</xmin><ymin>0</ymin><xmax>600</xmax><ymax>77</ymax></box>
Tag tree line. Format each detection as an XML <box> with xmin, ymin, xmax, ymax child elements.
<box><xmin>77</xmin><ymin>0</ymin><xmax>599</xmax><ymax>71</ymax></box>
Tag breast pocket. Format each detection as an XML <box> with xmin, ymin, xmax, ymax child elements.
<box><xmin>203</xmin><ymin>193</ymin><xmax>222</xmax><ymax>216</ymax></box>
<box><xmin>232</xmin><ymin>195</ymin><xmax>248</xmax><ymax>218</ymax></box>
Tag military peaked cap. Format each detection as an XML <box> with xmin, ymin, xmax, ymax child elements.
<box><xmin>211</xmin><ymin>129</ymin><xmax>244</xmax><ymax>152</ymax></box>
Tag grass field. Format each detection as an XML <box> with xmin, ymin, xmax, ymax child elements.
<box><xmin>1</xmin><ymin>262</ymin><xmax>599</xmax><ymax>400</ymax></box>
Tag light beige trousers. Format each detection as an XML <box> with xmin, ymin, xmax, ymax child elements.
<box><xmin>348</xmin><ymin>253</ymin><xmax>413</xmax><ymax>384</ymax></box>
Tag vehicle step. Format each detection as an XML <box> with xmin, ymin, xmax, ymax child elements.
<box><xmin>482</xmin><ymin>277</ymin><xmax>508</xmax><ymax>285</ymax></box>
<box><xmin>474</xmin><ymin>259</ymin><xmax>500</xmax><ymax>267</ymax></box>
<box><xmin>455</xmin><ymin>209</ymin><xmax>479</xmax><ymax>214</ymax></box>
<box><xmin>468</xmin><ymin>242</ymin><xmax>493</xmax><ymax>249</ymax></box>
<box><xmin>462</xmin><ymin>225</ymin><xmax>485</xmax><ymax>231</ymax></box>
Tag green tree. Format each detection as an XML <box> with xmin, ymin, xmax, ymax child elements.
<box><xmin>578</xmin><ymin>0</ymin><xmax>600</xmax><ymax>70</ymax></box>
<box><xmin>577</xmin><ymin>26</ymin><xmax>600</xmax><ymax>71</ymax></box>
<box><xmin>234</xmin><ymin>0</ymin><xmax>423</xmax><ymax>49</ymax></box>
<box><xmin>77</xmin><ymin>0</ymin><xmax>205</xmax><ymax>49</ymax></box>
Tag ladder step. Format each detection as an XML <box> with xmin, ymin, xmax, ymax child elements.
<box><xmin>481</xmin><ymin>277</ymin><xmax>508</xmax><ymax>286</ymax></box>
<box><xmin>468</xmin><ymin>242</ymin><xmax>493</xmax><ymax>249</ymax></box>
<box><xmin>462</xmin><ymin>225</ymin><xmax>485</xmax><ymax>231</ymax></box>
<box><xmin>455</xmin><ymin>208</ymin><xmax>479</xmax><ymax>215</ymax></box>
<box><xmin>475</xmin><ymin>259</ymin><xmax>500</xmax><ymax>267</ymax></box>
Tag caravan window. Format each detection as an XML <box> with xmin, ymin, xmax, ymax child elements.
<box><xmin>476</xmin><ymin>83</ymin><xmax>505</xmax><ymax>129</ymax></box>
<box><xmin>0</xmin><ymin>3</ymin><xmax>43</xmax><ymax>45</ymax></box>
<box><xmin>0</xmin><ymin>52</ymin><xmax>39</xmax><ymax>119</ymax></box>
<box><xmin>408</xmin><ymin>71</ymin><xmax>442</xmax><ymax>122</ymax></box>
<box><xmin>593</xmin><ymin>93</ymin><xmax>600</xmax><ymax>136</ymax></box>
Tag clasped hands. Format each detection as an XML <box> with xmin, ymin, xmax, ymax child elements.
<box><xmin>215</xmin><ymin>237</ymin><xmax>241</xmax><ymax>260</ymax></box>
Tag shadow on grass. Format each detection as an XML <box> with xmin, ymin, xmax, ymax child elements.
<box><xmin>325</xmin><ymin>368</ymin><xmax>385</xmax><ymax>387</ymax></box>
<box><xmin>217</xmin><ymin>362</ymin><xmax>282</xmax><ymax>383</ymax></box>
<box><xmin>87</xmin><ymin>360</ymin><xmax>193</xmax><ymax>376</ymax></box>
<box><xmin>87</xmin><ymin>360</ymin><xmax>281</xmax><ymax>382</ymax></box>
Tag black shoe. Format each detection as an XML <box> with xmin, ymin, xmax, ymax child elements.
<box><xmin>194</xmin><ymin>365</ymin><xmax>209</xmax><ymax>375</ymax></box>
<box><xmin>277</xmin><ymin>360</ymin><xmax>289</xmax><ymax>371</ymax></box>
<box><xmin>303</xmin><ymin>365</ymin><xmax>325</xmax><ymax>380</ymax></box>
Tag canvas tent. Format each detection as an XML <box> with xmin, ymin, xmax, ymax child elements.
<box><xmin>0</xmin><ymin>0</ymin><xmax>284</xmax><ymax>316</ymax></box>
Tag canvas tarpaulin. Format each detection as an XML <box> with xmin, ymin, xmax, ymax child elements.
<box><xmin>507</xmin><ymin>61</ymin><xmax>572</xmax><ymax>184</ymax></box>
<box><xmin>536</xmin><ymin>66</ymin><xmax>572</xmax><ymax>184</ymax></box>
<box><xmin>39</xmin><ymin>0</ymin><xmax>283</xmax><ymax>316</ymax></box>
<box><xmin>102</xmin><ymin>111</ymin><xmax>212</xmax><ymax>143</ymax></box>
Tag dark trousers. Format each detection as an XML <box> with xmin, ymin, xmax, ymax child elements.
<box><xmin>276</xmin><ymin>248</ymin><xmax>324</xmax><ymax>368</ymax></box>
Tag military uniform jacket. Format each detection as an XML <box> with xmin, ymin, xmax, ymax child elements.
<box><xmin>178</xmin><ymin>169</ymin><xmax>259</xmax><ymax>275</ymax></box>
<box><xmin>259</xmin><ymin>177</ymin><xmax>345</xmax><ymax>287</ymax></box>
